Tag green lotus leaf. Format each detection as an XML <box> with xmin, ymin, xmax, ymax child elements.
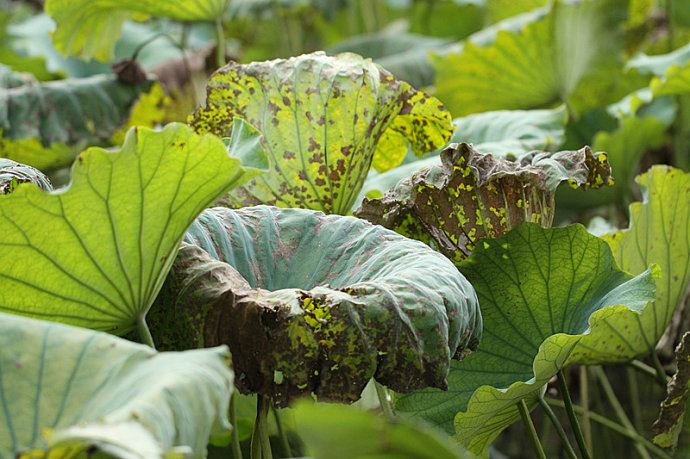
<box><xmin>395</xmin><ymin>223</ymin><xmax>656</xmax><ymax>455</ymax></box>
<box><xmin>0</xmin><ymin>67</ymin><xmax>151</xmax><ymax>171</ymax></box>
<box><xmin>148</xmin><ymin>205</ymin><xmax>482</xmax><ymax>405</ymax></box>
<box><xmin>292</xmin><ymin>401</ymin><xmax>474</xmax><ymax>459</ymax></box>
<box><xmin>568</xmin><ymin>166</ymin><xmax>690</xmax><ymax>363</ymax></box>
<box><xmin>355</xmin><ymin>142</ymin><xmax>612</xmax><ymax>264</ymax></box>
<box><xmin>0</xmin><ymin>312</ymin><xmax>233</xmax><ymax>458</ymax></box>
<box><xmin>628</xmin><ymin>41</ymin><xmax>690</xmax><ymax>96</ymax></box>
<box><xmin>0</xmin><ymin>158</ymin><xmax>52</xmax><ymax>195</ymax></box>
<box><xmin>485</xmin><ymin>0</ymin><xmax>549</xmax><ymax>23</ymax></box>
<box><xmin>0</xmin><ymin>122</ymin><xmax>263</xmax><ymax>335</ymax></box>
<box><xmin>189</xmin><ymin>52</ymin><xmax>453</xmax><ymax>214</ymax></box>
<box><xmin>356</xmin><ymin>106</ymin><xmax>568</xmax><ymax>204</ymax></box>
<box><xmin>653</xmin><ymin>332</ymin><xmax>690</xmax><ymax>451</ymax></box>
<box><xmin>432</xmin><ymin>0</ymin><xmax>620</xmax><ymax>116</ymax></box>
<box><xmin>45</xmin><ymin>0</ymin><xmax>227</xmax><ymax>61</ymax></box>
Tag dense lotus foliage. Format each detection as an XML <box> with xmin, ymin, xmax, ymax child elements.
<box><xmin>1</xmin><ymin>1</ymin><xmax>689</xmax><ymax>458</ymax></box>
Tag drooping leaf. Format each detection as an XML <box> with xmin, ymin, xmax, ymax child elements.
<box><xmin>0</xmin><ymin>123</ymin><xmax>264</xmax><ymax>334</ymax></box>
<box><xmin>432</xmin><ymin>0</ymin><xmax>622</xmax><ymax>116</ymax></box>
<box><xmin>653</xmin><ymin>332</ymin><xmax>690</xmax><ymax>451</ymax></box>
<box><xmin>149</xmin><ymin>205</ymin><xmax>482</xmax><ymax>405</ymax></box>
<box><xmin>291</xmin><ymin>401</ymin><xmax>473</xmax><ymax>459</ymax></box>
<box><xmin>355</xmin><ymin>142</ymin><xmax>612</xmax><ymax>264</ymax></box>
<box><xmin>577</xmin><ymin>166</ymin><xmax>690</xmax><ymax>361</ymax></box>
<box><xmin>356</xmin><ymin>106</ymin><xmax>568</xmax><ymax>204</ymax></box>
<box><xmin>0</xmin><ymin>312</ymin><xmax>233</xmax><ymax>458</ymax></box>
<box><xmin>189</xmin><ymin>52</ymin><xmax>453</xmax><ymax>214</ymax></box>
<box><xmin>45</xmin><ymin>0</ymin><xmax>228</xmax><ymax>61</ymax></box>
<box><xmin>557</xmin><ymin>115</ymin><xmax>667</xmax><ymax>208</ymax></box>
<box><xmin>395</xmin><ymin>223</ymin><xmax>656</xmax><ymax>455</ymax></box>
<box><xmin>0</xmin><ymin>158</ymin><xmax>52</xmax><ymax>195</ymax></box>
<box><xmin>0</xmin><ymin>67</ymin><xmax>151</xmax><ymax>171</ymax></box>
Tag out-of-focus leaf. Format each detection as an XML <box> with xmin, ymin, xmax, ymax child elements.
<box><xmin>581</xmin><ymin>166</ymin><xmax>690</xmax><ymax>362</ymax></box>
<box><xmin>0</xmin><ymin>123</ymin><xmax>263</xmax><ymax>335</ymax></box>
<box><xmin>0</xmin><ymin>158</ymin><xmax>52</xmax><ymax>195</ymax></box>
<box><xmin>485</xmin><ymin>0</ymin><xmax>548</xmax><ymax>23</ymax></box>
<box><xmin>45</xmin><ymin>0</ymin><xmax>227</xmax><ymax>61</ymax></box>
<box><xmin>111</xmin><ymin>82</ymin><xmax>173</xmax><ymax>145</ymax></box>
<box><xmin>355</xmin><ymin>142</ymin><xmax>612</xmax><ymax>264</ymax></box>
<box><xmin>0</xmin><ymin>67</ymin><xmax>150</xmax><ymax>170</ymax></box>
<box><xmin>628</xmin><ymin>41</ymin><xmax>690</xmax><ymax>96</ymax></box>
<box><xmin>432</xmin><ymin>0</ymin><xmax>622</xmax><ymax>116</ymax></box>
<box><xmin>149</xmin><ymin>205</ymin><xmax>482</xmax><ymax>405</ymax></box>
<box><xmin>356</xmin><ymin>106</ymin><xmax>568</xmax><ymax>204</ymax></box>
<box><xmin>292</xmin><ymin>401</ymin><xmax>474</xmax><ymax>459</ymax></box>
<box><xmin>328</xmin><ymin>30</ymin><xmax>454</xmax><ymax>88</ymax></box>
<box><xmin>189</xmin><ymin>52</ymin><xmax>453</xmax><ymax>213</ymax></box>
<box><xmin>0</xmin><ymin>312</ymin><xmax>233</xmax><ymax>458</ymax></box>
<box><xmin>653</xmin><ymin>332</ymin><xmax>690</xmax><ymax>451</ymax></box>
<box><xmin>396</xmin><ymin>223</ymin><xmax>656</xmax><ymax>454</ymax></box>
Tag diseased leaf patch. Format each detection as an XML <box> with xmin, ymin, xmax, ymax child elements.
<box><xmin>189</xmin><ymin>52</ymin><xmax>453</xmax><ymax>214</ymax></box>
<box><xmin>355</xmin><ymin>142</ymin><xmax>612</xmax><ymax>264</ymax></box>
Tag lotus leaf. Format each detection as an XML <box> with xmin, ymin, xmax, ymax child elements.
<box><xmin>45</xmin><ymin>0</ymin><xmax>228</xmax><ymax>61</ymax></box>
<box><xmin>189</xmin><ymin>52</ymin><xmax>453</xmax><ymax>214</ymax></box>
<box><xmin>0</xmin><ymin>123</ymin><xmax>264</xmax><ymax>335</ymax></box>
<box><xmin>0</xmin><ymin>158</ymin><xmax>52</xmax><ymax>194</ymax></box>
<box><xmin>355</xmin><ymin>142</ymin><xmax>612</xmax><ymax>264</ymax></box>
<box><xmin>149</xmin><ymin>205</ymin><xmax>482</xmax><ymax>405</ymax></box>
<box><xmin>568</xmin><ymin>166</ymin><xmax>690</xmax><ymax>362</ymax></box>
<box><xmin>395</xmin><ymin>223</ymin><xmax>656</xmax><ymax>456</ymax></box>
<box><xmin>0</xmin><ymin>312</ymin><xmax>233</xmax><ymax>458</ymax></box>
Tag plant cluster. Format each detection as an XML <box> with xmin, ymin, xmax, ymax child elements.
<box><xmin>0</xmin><ymin>1</ymin><xmax>689</xmax><ymax>458</ymax></box>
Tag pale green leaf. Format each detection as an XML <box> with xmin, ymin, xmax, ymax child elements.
<box><xmin>189</xmin><ymin>52</ymin><xmax>453</xmax><ymax>214</ymax></box>
<box><xmin>395</xmin><ymin>224</ymin><xmax>656</xmax><ymax>456</ymax></box>
<box><xmin>570</xmin><ymin>166</ymin><xmax>690</xmax><ymax>362</ymax></box>
<box><xmin>0</xmin><ymin>123</ymin><xmax>262</xmax><ymax>334</ymax></box>
<box><xmin>45</xmin><ymin>0</ymin><xmax>227</xmax><ymax>61</ymax></box>
<box><xmin>0</xmin><ymin>312</ymin><xmax>233</xmax><ymax>458</ymax></box>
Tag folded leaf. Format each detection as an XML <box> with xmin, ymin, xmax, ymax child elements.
<box><xmin>0</xmin><ymin>312</ymin><xmax>233</xmax><ymax>458</ymax></box>
<box><xmin>149</xmin><ymin>205</ymin><xmax>482</xmax><ymax>405</ymax></box>
<box><xmin>396</xmin><ymin>223</ymin><xmax>656</xmax><ymax>455</ymax></box>
<box><xmin>569</xmin><ymin>166</ymin><xmax>690</xmax><ymax>362</ymax></box>
<box><xmin>189</xmin><ymin>52</ymin><xmax>453</xmax><ymax>213</ymax></box>
<box><xmin>45</xmin><ymin>0</ymin><xmax>228</xmax><ymax>61</ymax></box>
<box><xmin>0</xmin><ymin>158</ymin><xmax>52</xmax><ymax>194</ymax></box>
<box><xmin>355</xmin><ymin>142</ymin><xmax>612</xmax><ymax>264</ymax></box>
<box><xmin>0</xmin><ymin>123</ymin><xmax>263</xmax><ymax>334</ymax></box>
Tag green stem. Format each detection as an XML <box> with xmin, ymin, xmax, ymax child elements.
<box><xmin>538</xmin><ymin>397</ymin><xmax>578</xmax><ymax>459</ymax></box>
<box><xmin>374</xmin><ymin>381</ymin><xmax>395</xmax><ymax>421</ymax></box>
<box><xmin>626</xmin><ymin>366</ymin><xmax>643</xmax><ymax>432</ymax></box>
<box><xmin>546</xmin><ymin>398</ymin><xmax>673</xmax><ymax>459</ymax></box>
<box><xmin>579</xmin><ymin>366</ymin><xmax>592</xmax><ymax>453</ymax></box>
<box><xmin>273</xmin><ymin>406</ymin><xmax>292</xmax><ymax>458</ymax></box>
<box><xmin>230</xmin><ymin>394</ymin><xmax>243</xmax><ymax>459</ymax></box>
<box><xmin>593</xmin><ymin>366</ymin><xmax>650</xmax><ymax>459</ymax></box>
<box><xmin>517</xmin><ymin>399</ymin><xmax>546</xmax><ymax>459</ymax></box>
<box><xmin>630</xmin><ymin>359</ymin><xmax>669</xmax><ymax>385</ymax></box>
<box><xmin>215</xmin><ymin>18</ymin><xmax>226</xmax><ymax>69</ymax></box>
<box><xmin>137</xmin><ymin>315</ymin><xmax>155</xmax><ymax>349</ymax></box>
<box><xmin>251</xmin><ymin>396</ymin><xmax>273</xmax><ymax>459</ymax></box>
<box><xmin>557</xmin><ymin>370</ymin><xmax>591</xmax><ymax>459</ymax></box>
<box><xmin>651</xmin><ymin>351</ymin><xmax>670</xmax><ymax>386</ymax></box>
